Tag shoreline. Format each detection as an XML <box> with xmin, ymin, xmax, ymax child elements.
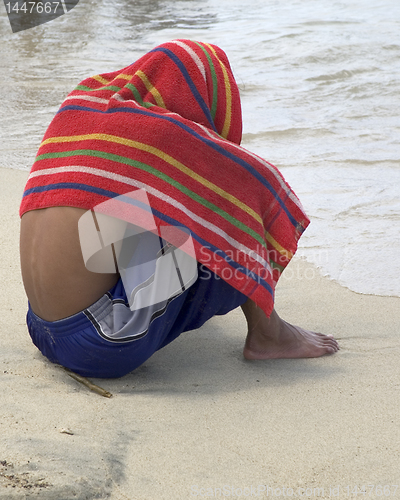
<box><xmin>6</xmin><ymin>162</ymin><xmax>399</xmax><ymax>301</ymax></box>
<box><xmin>1</xmin><ymin>165</ymin><xmax>400</xmax><ymax>499</ymax></box>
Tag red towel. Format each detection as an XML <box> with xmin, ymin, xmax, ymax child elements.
<box><xmin>20</xmin><ymin>39</ymin><xmax>309</xmax><ymax>316</ymax></box>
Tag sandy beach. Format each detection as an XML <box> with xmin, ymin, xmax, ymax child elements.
<box><xmin>1</xmin><ymin>165</ymin><xmax>399</xmax><ymax>499</ymax></box>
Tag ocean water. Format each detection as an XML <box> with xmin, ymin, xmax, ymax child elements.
<box><xmin>1</xmin><ymin>0</ymin><xmax>399</xmax><ymax>297</ymax></box>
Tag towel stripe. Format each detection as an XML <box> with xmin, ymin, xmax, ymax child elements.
<box><xmin>135</xmin><ymin>70</ymin><xmax>166</xmax><ymax>108</ymax></box>
<box><xmin>205</xmin><ymin>43</ymin><xmax>232</xmax><ymax>138</ymax></box>
<box><xmin>194</xmin><ymin>41</ymin><xmax>219</xmax><ymax>119</ymax></box>
<box><xmin>55</xmin><ymin>104</ymin><xmax>302</xmax><ymax>230</ymax></box>
<box><xmin>40</xmin><ymin>134</ymin><xmax>264</xmax><ymax>225</ymax></box>
<box><xmin>151</xmin><ymin>47</ymin><xmax>218</xmax><ymax>133</ymax></box>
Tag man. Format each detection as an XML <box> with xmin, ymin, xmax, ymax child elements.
<box><xmin>20</xmin><ymin>40</ymin><xmax>338</xmax><ymax>378</ymax></box>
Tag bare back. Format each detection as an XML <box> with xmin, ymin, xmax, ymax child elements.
<box><xmin>20</xmin><ymin>207</ymin><xmax>119</xmax><ymax>321</ymax></box>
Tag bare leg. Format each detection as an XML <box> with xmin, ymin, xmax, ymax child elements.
<box><xmin>241</xmin><ymin>299</ymin><xmax>339</xmax><ymax>359</ymax></box>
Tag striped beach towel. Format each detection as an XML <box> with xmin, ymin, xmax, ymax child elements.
<box><xmin>20</xmin><ymin>39</ymin><xmax>310</xmax><ymax>317</ymax></box>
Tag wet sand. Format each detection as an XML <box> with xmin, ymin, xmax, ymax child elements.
<box><xmin>1</xmin><ymin>166</ymin><xmax>399</xmax><ymax>499</ymax></box>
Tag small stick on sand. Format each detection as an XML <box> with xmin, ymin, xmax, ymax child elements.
<box><xmin>63</xmin><ymin>368</ymin><xmax>113</xmax><ymax>398</ymax></box>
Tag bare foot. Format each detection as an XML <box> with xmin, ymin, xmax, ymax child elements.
<box><xmin>241</xmin><ymin>300</ymin><xmax>339</xmax><ymax>360</ymax></box>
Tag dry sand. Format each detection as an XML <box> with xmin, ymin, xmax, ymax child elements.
<box><xmin>1</xmin><ymin>166</ymin><xmax>399</xmax><ymax>499</ymax></box>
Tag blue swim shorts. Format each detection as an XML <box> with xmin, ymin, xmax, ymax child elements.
<box><xmin>26</xmin><ymin>264</ymin><xmax>247</xmax><ymax>378</ymax></box>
